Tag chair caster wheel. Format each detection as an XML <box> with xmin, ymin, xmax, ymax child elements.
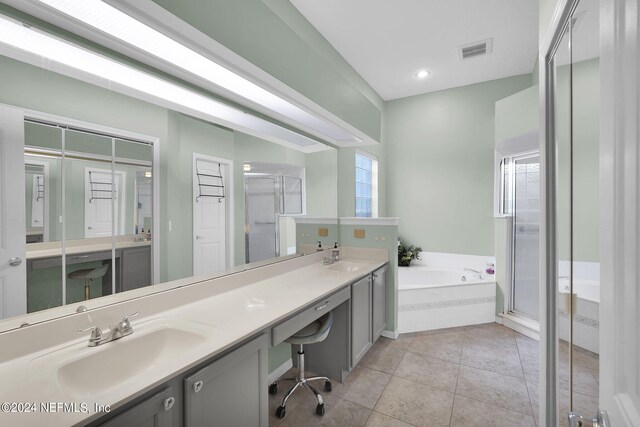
<box><xmin>276</xmin><ymin>406</ymin><xmax>286</xmax><ymax>419</ymax></box>
<box><xmin>316</xmin><ymin>403</ymin><xmax>325</xmax><ymax>416</ymax></box>
<box><xmin>269</xmin><ymin>383</ymin><xmax>278</xmax><ymax>395</ymax></box>
<box><xmin>324</xmin><ymin>381</ymin><xmax>332</xmax><ymax>392</ymax></box>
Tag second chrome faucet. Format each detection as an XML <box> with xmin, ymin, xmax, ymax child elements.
<box><xmin>78</xmin><ymin>312</ymin><xmax>139</xmax><ymax>347</ymax></box>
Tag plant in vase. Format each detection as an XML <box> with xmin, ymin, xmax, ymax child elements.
<box><xmin>398</xmin><ymin>238</ymin><xmax>422</xmax><ymax>267</ymax></box>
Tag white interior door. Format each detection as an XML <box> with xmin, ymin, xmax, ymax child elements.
<box><xmin>85</xmin><ymin>168</ymin><xmax>123</xmax><ymax>238</ymax></box>
<box><xmin>193</xmin><ymin>157</ymin><xmax>227</xmax><ymax>275</ymax></box>
<box><xmin>0</xmin><ymin>105</ymin><xmax>26</xmax><ymax>319</ymax></box>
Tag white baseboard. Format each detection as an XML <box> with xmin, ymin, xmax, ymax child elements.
<box><xmin>381</xmin><ymin>329</ymin><xmax>399</xmax><ymax>339</ymax></box>
<box><xmin>495</xmin><ymin>316</ymin><xmax>504</xmax><ymax>325</ymax></box>
<box><xmin>268</xmin><ymin>358</ymin><xmax>293</xmax><ymax>384</ymax></box>
<box><xmin>500</xmin><ymin>313</ymin><xmax>540</xmax><ymax>341</ymax></box>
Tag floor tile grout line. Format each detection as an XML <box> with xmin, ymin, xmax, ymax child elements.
<box><xmin>452</xmin><ymin>393</ymin><xmax>537</xmax><ymax>422</ymax></box>
<box><xmin>516</xmin><ymin>335</ymin><xmax>538</xmax><ymax>422</ymax></box>
<box><xmin>454</xmin><ymin>388</ymin><xmax>536</xmax><ymax>419</ymax></box>
<box><xmin>361</xmin><ymin>341</ymin><xmax>408</xmax><ymax>423</ymax></box>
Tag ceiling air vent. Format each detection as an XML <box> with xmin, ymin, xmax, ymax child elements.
<box><xmin>458</xmin><ymin>38</ymin><xmax>493</xmax><ymax>60</ymax></box>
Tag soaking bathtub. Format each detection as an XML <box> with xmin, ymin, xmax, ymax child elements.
<box><xmin>398</xmin><ymin>266</ymin><xmax>497</xmax><ymax>333</ymax></box>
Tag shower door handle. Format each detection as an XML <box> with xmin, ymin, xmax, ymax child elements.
<box><xmin>568</xmin><ymin>410</ymin><xmax>610</xmax><ymax>427</ymax></box>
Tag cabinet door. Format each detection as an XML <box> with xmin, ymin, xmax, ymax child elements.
<box><xmin>351</xmin><ymin>275</ymin><xmax>372</xmax><ymax>367</ymax></box>
<box><xmin>184</xmin><ymin>334</ymin><xmax>268</xmax><ymax>427</ymax></box>
<box><xmin>121</xmin><ymin>246</ymin><xmax>151</xmax><ymax>292</ymax></box>
<box><xmin>372</xmin><ymin>266</ymin><xmax>388</xmax><ymax>341</ymax></box>
<box><xmin>99</xmin><ymin>387</ymin><xmax>175</xmax><ymax>427</ymax></box>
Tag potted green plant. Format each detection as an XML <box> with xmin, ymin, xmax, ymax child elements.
<box><xmin>398</xmin><ymin>238</ymin><xmax>422</xmax><ymax>267</ymax></box>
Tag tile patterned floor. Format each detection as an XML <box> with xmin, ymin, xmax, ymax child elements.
<box><xmin>268</xmin><ymin>323</ymin><xmax>600</xmax><ymax>427</ymax></box>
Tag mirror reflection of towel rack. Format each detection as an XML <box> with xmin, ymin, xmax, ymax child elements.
<box><xmin>36</xmin><ymin>176</ymin><xmax>44</xmax><ymax>201</ymax></box>
<box><xmin>195</xmin><ymin>161</ymin><xmax>225</xmax><ymax>202</ymax></box>
<box><xmin>88</xmin><ymin>171</ymin><xmax>116</xmax><ymax>203</ymax></box>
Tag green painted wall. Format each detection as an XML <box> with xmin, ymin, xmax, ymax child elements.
<box><xmin>296</xmin><ymin>223</ymin><xmax>339</xmax><ymax>250</ymax></box>
<box><xmin>384</xmin><ymin>75</ymin><xmax>533</xmax><ymax>256</ymax></box>
<box><xmin>151</xmin><ymin>0</ymin><xmax>383</xmax><ymax>141</ymax></box>
<box><xmin>495</xmin><ymin>85</ymin><xmax>539</xmax><ymax>142</ymax></box>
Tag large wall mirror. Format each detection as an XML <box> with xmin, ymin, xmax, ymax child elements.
<box><xmin>0</xmin><ymin>5</ymin><xmax>339</xmax><ymax>329</ymax></box>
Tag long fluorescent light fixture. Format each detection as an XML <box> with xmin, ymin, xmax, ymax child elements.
<box><xmin>0</xmin><ymin>14</ymin><xmax>325</xmax><ymax>151</ymax></box>
<box><xmin>34</xmin><ymin>0</ymin><xmax>358</xmax><ymax>143</ymax></box>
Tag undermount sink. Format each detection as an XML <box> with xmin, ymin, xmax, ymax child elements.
<box><xmin>325</xmin><ymin>260</ymin><xmax>369</xmax><ymax>273</ymax></box>
<box><xmin>30</xmin><ymin>318</ymin><xmax>220</xmax><ymax>399</ymax></box>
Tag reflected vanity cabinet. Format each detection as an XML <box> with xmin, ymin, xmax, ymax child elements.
<box><xmin>92</xmin><ymin>334</ymin><xmax>269</xmax><ymax>427</ymax></box>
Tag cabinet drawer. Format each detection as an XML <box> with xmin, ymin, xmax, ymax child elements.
<box><xmin>271</xmin><ymin>286</ymin><xmax>350</xmax><ymax>346</ymax></box>
<box><xmin>66</xmin><ymin>250</ymin><xmax>117</xmax><ymax>265</ymax></box>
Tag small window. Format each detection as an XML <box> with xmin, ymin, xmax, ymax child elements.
<box><xmin>355</xmin><ymin>151</ymin><xmax>378</xmax><ymax>217</ymax></box>
<box><xmin>499</xmin><ymin>158</ymin><xmax>512</xmax><ymax>216</ymax></box>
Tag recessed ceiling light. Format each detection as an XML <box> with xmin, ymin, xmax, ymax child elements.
<box><xmin>416</xmin><ymin>70</ymin><xmax>430</xmax><ymax>79</ymax></box>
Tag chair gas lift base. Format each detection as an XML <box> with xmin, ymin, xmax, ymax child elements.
<box><xmin>67</xmin><ymin>264</ymin><xmax>109</xmax><ymax>301</ymax></box>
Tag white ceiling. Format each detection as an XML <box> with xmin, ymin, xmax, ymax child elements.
<box><xmin>290</xmin><ymin>0</ymin><xmax>539</xmax><ymax>101</ymax></box>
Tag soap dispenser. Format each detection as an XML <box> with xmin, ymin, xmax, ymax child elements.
<box><xmin>316</xmin><ymin>241</ymin><xmax>323</xmax><ymax>252</ymax></box>
<box><xmin>332</xmin><ymin>242</ymin><xmax>340</xmax><ymax>260</ymax></box>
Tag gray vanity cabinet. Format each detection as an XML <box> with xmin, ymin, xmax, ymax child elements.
<box><xmin>372</xmin><ymin>265</ymin><xmax>388</xmax><ymax>341</ymax></box>
<box><xmin>184</xmin><ymin>334</ymin><xmax>268</xmax><ymax>427</ymax></box>
<box><xmin>120</xmin><ymin>246</ymin><xmax>152</xmax><ymax>292</ymax></box>
<box><xmin>100</xmin><ymin>387</ymin><xmax>175</xmax><ymax>427</ymax></box>
<box><xmin>351</xmin><ymin>275</ymin><xmax>373</xmax><ymax>367</ymax></box>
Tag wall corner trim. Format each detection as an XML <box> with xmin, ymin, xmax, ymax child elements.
<box><xmin>293</xmin><ymin>216</ymin><xmax>339</xmax><ymax>225</ymax></box>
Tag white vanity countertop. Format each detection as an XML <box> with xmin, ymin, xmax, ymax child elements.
<box><xmin>26</xmin><ymin>236</ymin><xmax>152</xmax><ymax>260</ymax></box>
<box><xmin>0</xmin><ymin>249</ymin><xmax>388</xmax><ymax>426</ymax></box>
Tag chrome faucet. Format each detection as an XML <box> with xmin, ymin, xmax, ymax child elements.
<box><xmin>462</xmin><ymin>268</ymin><xmax>483</xmax><ymax>280</ymax></box>
<box><xmin>323</xmin><ymin>253</ymin><xmax>340</xmax><ymax>266</ymax></box>
<box><xmin>78</xmin><ymin>312</ymin><xmax>139</xmax><ymax>347</ymax></box>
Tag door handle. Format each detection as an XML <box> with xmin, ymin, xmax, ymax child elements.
<box><xmin>568</xmin><ymin>410</ymin><xmax>610</xmax><ymax>427</ymax></box>
<box><xmin>9</xmin><ymin>257</ymin><xmax>22</xmax><ymax>267</ymax></box>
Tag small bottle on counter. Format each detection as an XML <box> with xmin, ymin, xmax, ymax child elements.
<box><xmin>316</xmin><ymin>241</ymin><xmax>323</xmax><ymax>251</ymax></box>
<box><xmin>486</xmin><ymin>263</ymin><xmax>495</xmax><ymax>275</ymax></box>
<box><xmin>332</xmin><ymin>242</ymin><xmax>340</xmax><ymax>260</ymax></box>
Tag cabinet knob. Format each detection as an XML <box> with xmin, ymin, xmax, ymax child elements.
<box><xmin>193</xmin><ymin>380</ymin><xmax>204</xmax><ymax>393</ymax></box>
<box><xmin>163</xmin><ymin>397</ymin><xmax>175</xmax><ymax>411</ymax></box>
